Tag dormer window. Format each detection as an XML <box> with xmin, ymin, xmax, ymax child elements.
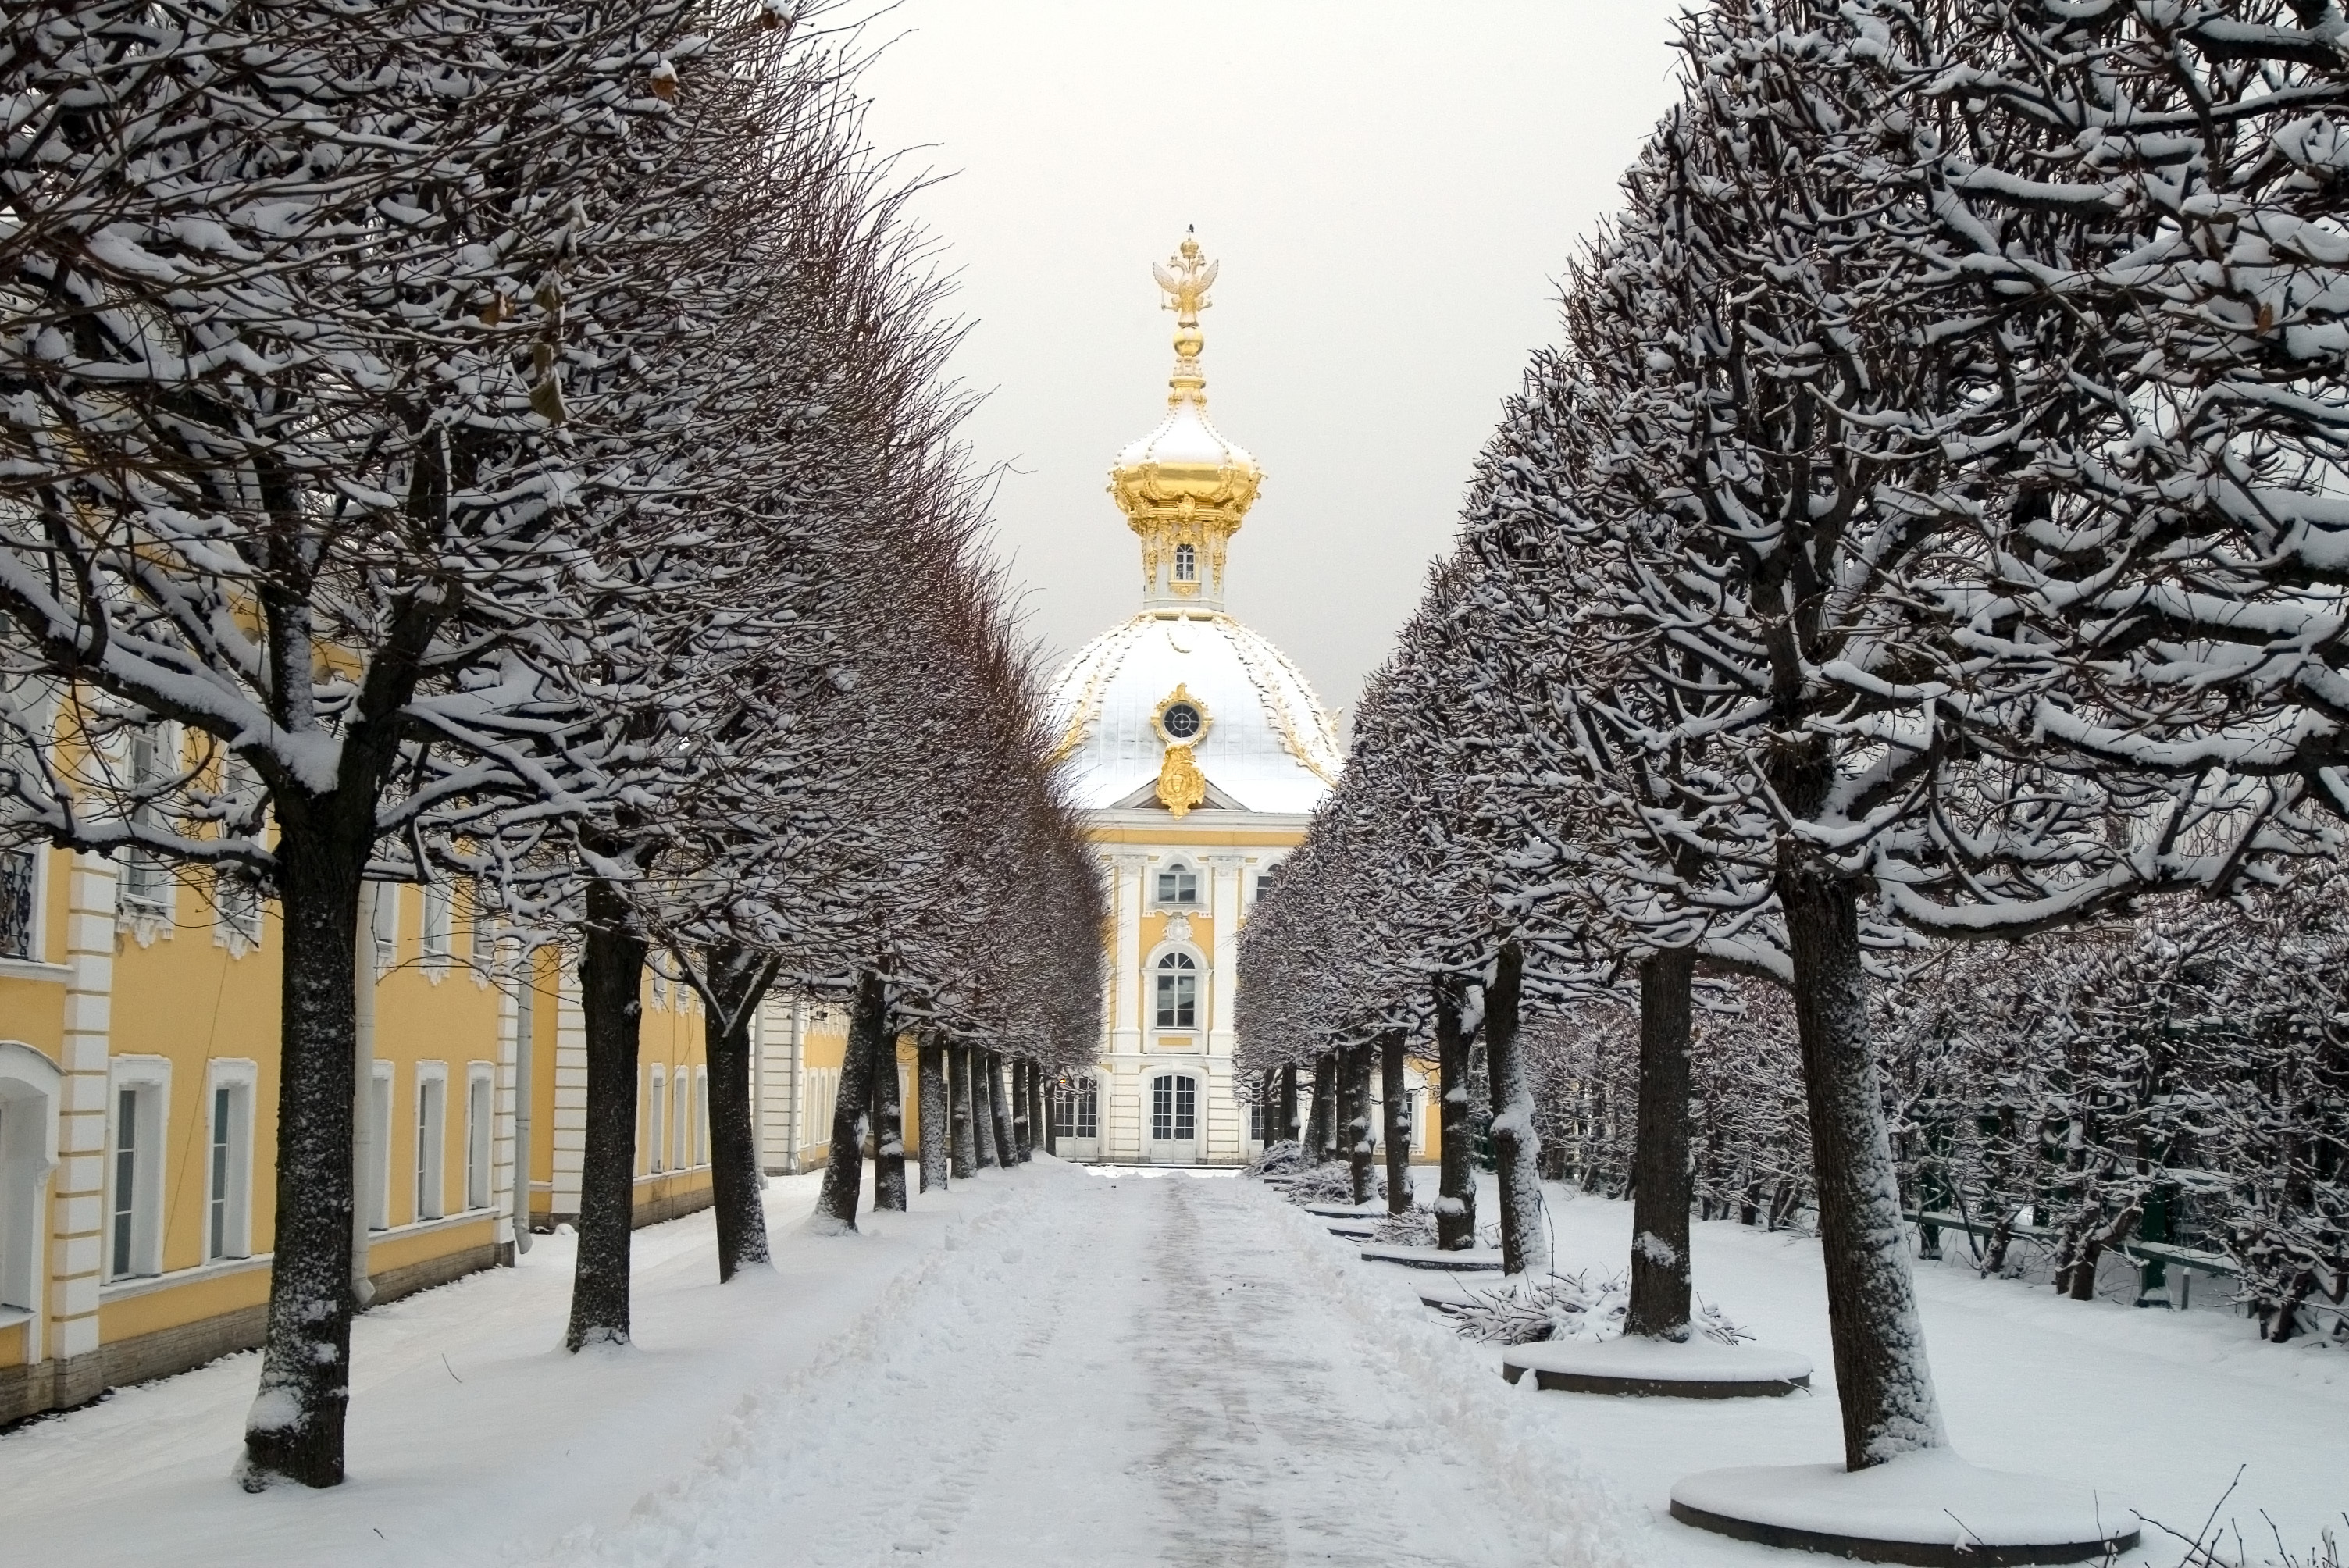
<box><xmin>1155</xmin><ymin>862</ymin><xmax>1199</xmax><ymax>905</ymax></box>
<box><xmin>1173</xmin><ymin>543</ymin><xmax>1197</xmax><ymax>583</ymax></box>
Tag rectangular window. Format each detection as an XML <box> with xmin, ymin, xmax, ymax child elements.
<box><xmin>0</xmin><ymin>848</ymin><xmax>35</xmax><ymax>959</ymax></box>
<box><xmin>216</xmin><ymin>867</ymin><xmax>261</xmax><ymax>946</ymax></box>
<box><xmin>120</xmin><ymin>728</ymin><xmax>170</xmax><ymax>912</ymax></box>
<box><xmin>1053</xmin><ymin>1078</ymin><xmax>1098</xmax><ymax>1140</ymax></box>
<box><xmin>1247</xmin><ymin>1100</ymin><xmax>1264</xmax><ymax>1145</ymax></box>
<box><xmin>107</xmin><ymin>1068</ymin><xmax>167</xmax><ymax>1280</ymax></box>
<box><xmin>648</xmin><ymin>1071</ymin><xmax>665</xmax><ymax>1174</ymax></box>
<box><xmin>1155</xmin><ymin>970</ymin><xmax>1196</xmax><ymax>1030</ymax></box>
<box><xmin>1255</xmin><ymin>864</ymin><xmax>1280</xmax><ymax>902</ymax></box>
<box><xmin>422</xmin><ymin>885</ymin><xmax>452</xmax><ymax>966</ymax></box>
<box><xmin>203</xmin><ymin>1070</ymin><xmax>255</xmax><ymax>1260</ymax></box>
<box><xmin>1151</xmin><ymin>1075</ymin><xmax>1196</xmax><ymax>1142</ymax></box>
<box><xmin>1153</xmin><ymin>864</ymin><xmax>1198</xmax><ymax>905</ymax></box>
<box><xmin>673</xmin><ymin>1068</ymin><xmax>690</xmax><ymax>1172</ymax></box>
<box><xmin>415</xmin><ymin>1071</ymin><xmax>445</xmax><ymax>1221</ymax></box>
<box><xmin>369</xmin><ymin>1067</ymin><xmax>392</xmax><ymax>1231</ymax></box>
<box><xmin>694</xmin><ymin>1068</ymin><xmax>710</xmax><ymax>1166</ymax></box>
<box><xmin>209</xmin><ymin>1087</ymin><xmax>230</xmax><ymax>1256</ymax></box>
<box><xmin>466</xmin><ymin>1072</ymin><xmax>492</xmax><ymax>1210</ymax></box>
<box><xmin>469</xmin><ymin>878</ymin><xmax>496</xmax><ymax>970</ymax></box>
<box><xmin>371</xmin><ymin>883</ymin><xmax>398</xmax><ymax>971</ymax></box>
<box><xmin>112</xmin><ymin>1086</ymin><xmax>140</xmax><ymax>1277</ymax></box>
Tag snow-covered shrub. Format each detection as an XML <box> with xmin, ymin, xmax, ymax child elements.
<box><xmin>1281</xmin><ymin>1163</ymin><xmax>1385</xmax><ymax>1206</ymax></box>
<box><xmin>1371</xmin><ymin>1206</ymin><xmax>1438</xmax><ymax>1246</ymax></box>
<box><xmin>1248</xmin><ymin>1139</ymin><xmax>1305</xmax><ymax>1177</ymax></box>
<box><xmin>1445</xmin><ymin>1270</ymin><xmax>1751</xmax><ymax>1349</ymax></box>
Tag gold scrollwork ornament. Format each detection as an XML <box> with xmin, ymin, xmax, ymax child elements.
<box><xmin>1157</xmin><ymin>743</ymin><xmax>1207</xmax><ymax>818</ymax></box>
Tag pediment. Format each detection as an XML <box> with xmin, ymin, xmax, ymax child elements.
<box><xmin>1110</xmin><ymin>772</ymin><xmax>1251</xmax><ymax>813</ymax></box>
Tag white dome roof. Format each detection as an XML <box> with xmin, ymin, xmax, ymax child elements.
<box><xmin>1046</xmin><ymin>611</ymin><xmax>1341</xmax><ymax>814</ymax></box>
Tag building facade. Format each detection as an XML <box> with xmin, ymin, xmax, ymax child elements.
<box><xmin>1042</xmin><ymin>237</ymin><xmax>1369</xmax><ymax>1166</ymax></box>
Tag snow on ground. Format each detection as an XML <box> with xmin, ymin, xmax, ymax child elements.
<box><xmin>4</xmin><ymin>1160</ymin><xmax>2341</xmax><ymax>1566</ymax></box>
<box><xmin>1357</xmin><ymin>1175</ymin><xmax>2349</xmax><ymax>1566</ymax></box>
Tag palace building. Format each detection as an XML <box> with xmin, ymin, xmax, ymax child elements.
<box><xmin>1041</xmin><ymin>236</ymin><xmax>1348</xmax><ymax>1166</ymax></box>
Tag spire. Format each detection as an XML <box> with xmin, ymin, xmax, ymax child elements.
<box><xmin>1152</xmin><ymin>227</ymin><xmax>1217</xmax><ymax>407</ymax></box>
<box><xmin>1109</xmin><ymin>231</ymin><xmax>1262</xmax><ymax>613</ymax></box>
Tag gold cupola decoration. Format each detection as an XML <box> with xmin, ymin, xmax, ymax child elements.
<box><xmin>1108</xmin><ymin>230</ymin><xmax>1263</xmax><ymax>613</ymax></box>
<box><xmin>1151</xmin><ymin>684</ymin><xmax>1211</xmax><ymax>816</ymax></box>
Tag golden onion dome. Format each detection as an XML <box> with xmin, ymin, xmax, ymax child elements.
<box><xmin>1108</xmin><ymin>231</ymin><xmax>1261</xmax><ymax>611</ymax></box>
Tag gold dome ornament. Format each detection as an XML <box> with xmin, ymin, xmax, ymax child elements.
<box><xmin>1156</xmin><ymin>743</ymin><xmax>1208</xmax><ymax>818</ymax></box>
<box><xmin>1109</xmin><ymin>231</ymin><xmax>1263</xmax><ymax>612</ymax></box>
<box><xmin>1150</xmin><ymin>683</ymin><xmax>1211</xmax><ymax>747</ymax></box>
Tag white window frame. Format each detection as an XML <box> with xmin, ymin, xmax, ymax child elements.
<box><xmin>105</xmin><ymin>1056</ymin><xmax>170</xmax><ymax>1281</ymax></box>
<box><xmin>647</xmin><ymin>1066</ymin><xmax>666</xmax><ymax>1174</ymax></box>
<box><xmin>674</xmin><ymin>1067</ymin><xmax>691</xmax><ymax>1172</ymax></box>
<box><xmin>0</xmin><ymin>844</ymin><xmax>47</xmax><ymax>964</ymax></box>
<box><xmin>370</xmin><ymin>882</ymin><xmax>400</xmax><ymax>974</ymax></box>
<box><xmin>117</xmin><ymin>722</ymin><xmax>176</xmax><ymax>921</ymax></box>
<box><xmin>465</xmin><ymin>1064</ymin><xmax>494</xmax><ymax>1210</ymax></box>
<box><xmin>203</xmin><ymin>1059</ymin><xmax>258</xmax><ymax>1260</ymax></box>
<box><xmin>1153</xmin><ymin>859</ymin><xmax>1199</xmax><ymax>907</ymax></box>
<box><xmin>367</xmin><ymin>1062</ymin><xmax>393</xmax><ymax>1231</ymax></box>
<box><xmin>1150</xmin><ymin>1073</ymin><xmax>1199</xmax><ymax>1144</ymax></box>
<box><xmin>1153</xmin><ymin>950</ymin><xmax>1200</xmax><ymax>1031</ymax></box>
<box><xmin>0</xmin><ymin>1040</ymin><xmax>62</xmax><ymax>1317</ymax></box>
<box><xmin>1172</xmin><ymin>540</ymin><xmax>1197</xmax><ymax>582</ymax></box>
<box><xmin>694</xmin><ymin>1067</ymin><xmax>711</xmax><ymax>1166</ymax></box>
<box><xmin>420</xmin><ymin>883</ymin><xmax>453</xmax><ymax>975</ymax></box>
<box><xmin>1053</xmin><ymin>1075</ymin><xmax>1100</xmax><ymax>1141</ymax></box>
<box><xmin>413</xmin><ymin>1061</ymin><xmax>447</xmax><ymax>1221</ymax></box>
<box><xmin>467</xmin><ymin>878</ymin><xmax>496</xmax><ymax>979</ymax></box>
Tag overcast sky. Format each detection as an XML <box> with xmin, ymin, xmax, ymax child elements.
<box><xmin>852</xmin><ymin>2</ymin><xmax>1690</xmax><ymax>718</ymax></box>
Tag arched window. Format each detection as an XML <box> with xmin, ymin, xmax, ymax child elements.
<box><xmin>1173</xmin><ymin>542</ymin><xmax>1196</xmax><ymax>583</ymax></box>
<box><xmin>1053</xmin><ymin>1077</ymin><xmax>1099</xmax><ymax>1140</ymax></box>
<box><xmin>1151</xmin><ymin>1074</ymin><xmax>1197</xmax><ymax>1142</ymax></box>
<box><xmin>1154</xmin><ymin>861</ymin><xmax>1198</xmax><ymax>905</ymax></box>
<box><xmin>1154</xmin><ymin>952</ymin><xmax>1197</xmax><ymax>1029</ymax></box>
<box><xmin>1254</xmin><ymin>862</ymin><xmax>1281</xmax><ymax>903</ymax></box>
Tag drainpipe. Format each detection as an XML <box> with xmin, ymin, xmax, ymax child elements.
<box><xmin>350</xmin><ymin>894</ymin><xmax>377</xmax><ymax>1308</ymax></box>
<box><xmin>509</xmin><ymin>944</ymin><xmax>534</xmax><ymax>1256</ymax></box>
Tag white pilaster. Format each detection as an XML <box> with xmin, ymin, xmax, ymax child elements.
<box><xmin>551</xmin><ymin>964</ymin><xmax>586</xmax><ymax>1217</ymax></box>
<box><xmin>47</xmin><ymin>855</ymin><xmax>114</xmax><ymax>1384</ymax></box>
<box><xmin>1203</xmin><ymin>853</ymin><xmax>1246</xmax><ymax>1161</ymax></box>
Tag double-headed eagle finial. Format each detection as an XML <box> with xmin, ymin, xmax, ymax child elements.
<box><xmin>1152</xmin><ymin>228</ymin><xmax>1217</xmax><ymax>327</ymax></box>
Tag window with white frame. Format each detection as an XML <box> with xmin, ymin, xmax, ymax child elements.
<box><xmin>465</xmin><ymin>1068</ymin><xmax>493</xmax><ymax>1210</ymax></box>
<box><xmin>672</xmin><ymin>1067</ymin><xmax>690</xmax><ymax>1173</ymax></box>
<box><xmin>1052</xmin><ymin>1077</ymin><xmax>1098</xmax><ymax>1140</ymax></box>
<box><xmin>414</xmin><ymin>1064</ymin><xmax>447</xmax><ymax>1221</ymax></box>
<box><xmin>119</xmin><ymin>725</ymin><xmax>173</xmax><ymax>914</ymax></box>
<box><xmin>693</xmin><ymin>1067</ymin><xmax>709</xmax><ymax>1166</ymax></box>
<box><xmin>0</xmin><ymin>847</ymin><xmax>36</xmax><ymax>960</ymax></box>
<box><xmin>0</xmin><ymin>1042</ymin><xmax>62</xmax><ymax>1314</ymax></box>
<box><xmin>370</xmin><ymin>882</ymin><xmax>398</xmax><ymax>972</ymax></box>
<box><xmin>1153</xmin><ymin>861</ymin><xmax>1199</xmax><ymax>906</ymax></box>
<box><xmin>367</xmin><ymin>1064</ymin><xmax>392</xmax><ymax>1231</ymax></box>
<box><xmin>107</xmin><ymin>1059</ymin><xmax>169</xmax><ymax>1279</ymax></box>
<box><xmin>205</xmin><ymin>1061</ymin><xmax>256</xmax><ymax>1260</ymax></box>
<box><xmin>468</xmin><ymin>878</ymin><xmax>496</xmax><ymax>971</ymax></box>
<box><xmin>1150</xmin><ymin>1074</ymin><xmax>1196</xmax><ymax>1142</ymax></box>
<box><xmin>421</xmin><ymin>884</ymin><xmax>453</xmax><ymax>970</ymax></box>
<box><xmin>1154</xmin><ymin>952</ymin><xmax>1198</xmax><ymax>1029</ymax></box>
<box><xmin>215</xmin><ymin>868</ymin><xmax>261</xmax><ymax>948</ymax></box>
<box><xmin>1254</xmin><ymin>862</ymin><xmax>1281</xmax><ymax>903</ymax></box>
<box><xmin>1246</xmin><ymin>1099</ymin><xmax>1264</xmax><ymax>1145</ymax></box>
<box><xmin>647</xmin><ymin>1067</ymin><xmax>666</xmax><ymax>1174</ymax></box>
<box><xmin>1173</xmin><ymin>541</ymin><xmax>1197</xmax><ymax>583</ymax></box>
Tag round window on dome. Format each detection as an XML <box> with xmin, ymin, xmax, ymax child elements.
<box><xmin>1161</xmin><ymin>702</ymin><xmax>1203</xmax><ymax>740</ymax></box>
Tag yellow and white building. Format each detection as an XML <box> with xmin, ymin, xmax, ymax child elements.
<box><xmin>1043</xmin><ymin>237</ymin><xmax>1418</xmax><ymax>1165</ymax></box>
<box><xmin>0</xmin><ymin>802</ymin><xmax>860</xmax><ymax>1425</ymax></box>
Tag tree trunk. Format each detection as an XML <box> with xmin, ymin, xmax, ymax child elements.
<box><xmin>950</xmin><ymin>1042</ymin><xmax>976</xmax><ymax>1178</ymax></box>
<box><xmin>1038</xmin><ymin>1067</ymin><xmax>1057</xmax><ymax>1156</ymax></box>
<box><xmin>566</xmin><ymin>879</ymin><xmax>649</xmax><ymax>1349</ymax></box>
<box><xmin>1028</xmin><ymin>1061</ymin><xmax>1047</xmax><ymax>1158</ymax></box>
<box><xmin>816</xmin><ymin>969</ymin><xmax>886</xmax><ymax>1232</ymax></box>
<box><xmin>1307</xmin><ymin>1052</ymin><xmax>1336</xmax><ymax>1164</ymax></box>
<box><xmin>918</xmin><ymin>1037</ymin><xmax>950</xmax><ymax>1192</ymax></box>
<box><xmin>1485</xmin><ymin>941</ymin><xmax>1548</xmax><ymax>1277</ymax></box>
<box><xmin>1626</xmin><ymin>948</ymin><xmax>1695</xmax><ymax>1339</ymax></box>
<box><xmin>987</xmin><ymin>1052</ymin><xmax>1017</xmax><ymax>1169</ymax></box>
<box><xmin>703</xmin><ymin>942</ymin><xmax>775</xmax><ymax>1281</ymax></box>
<box><xmin>1279</xmin><ymin>1060</ymin><xmax>1299</xmax><ymax>1145</ymax></box>
<box><xmin>237</xmin><ymin>810</ymin><xmax>365</xmax><ymax>1490</ymax></box>
<box><xmin>1345</xmin><ymin>1042</ymin><xmax>1374</xmax><ymax>1206</ymax></box>
<box><xmin>871</xmin><ymin>1017</ymin><xmax>907</xmax><ymax>1213</ymax></box>
<box><xmin>1435</xmin><ymin>980</ymin><xmax>1478</xmax><ymax>1251</ymax></box>
<box><xmin>1380</xmin><ymin>1030</ymin><xmax>1410</xmax><ymax>1216</ymax></box>
<box><xmin>973</xmin><ymin>1047</ymin><xmax>1000</xmax><ymax>1168</ymax></box>
<box><xmin>1780</xmin><ymin>862</ymin><xmax>1947</xmax><ymax>1470</ymax></box>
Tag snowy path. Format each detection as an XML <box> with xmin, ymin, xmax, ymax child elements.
<box><xmin>548</xmin><ymin>1169</ymin><xmax>1581</xmax><ymax>1567</ymax></box>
